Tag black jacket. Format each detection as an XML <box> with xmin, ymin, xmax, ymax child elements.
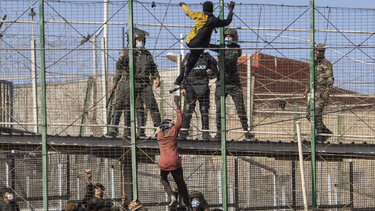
<box><xmin>175</xmin><ymin>52</ymin><xmax>218</xmax><ymax>86</ymax></box>
<box><xmin>114</xmin><ymin>49</ymin><xmax>160</xmax><ymax>85</ymax></box>
<box><xmin>210</xmin><ymin>43</ymin><xmax>242</xmax><ymax>86</ymax></box>
<box><xmin>0</xmin><ymin>201</ymin><xmax>20</xmax><ymax>211</ymax></box>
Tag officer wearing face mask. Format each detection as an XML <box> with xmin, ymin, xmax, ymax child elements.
<box><xmin>0</xmin><ymin>187</ymin><xmax>20</xmax><ymax>211</ymax></box>
<box><xmin>209</xmin><ymin>28</ymin><xmax>253</xmax><ymax>141</ymax></box>
<box><xmin>189</xmin><ymin>191</ymin><xmax>209</xmax><ymax>211</ymax></box>
<box><xmin>107</xmin><ymin>28</ymin><xmax>161</xmax><ymax>138</ymax></box>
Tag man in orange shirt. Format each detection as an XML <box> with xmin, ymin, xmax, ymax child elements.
<box><xmin>157</xmin><ymin>96</ymin><xmax>190</xmax><ymax>208</ymax></box>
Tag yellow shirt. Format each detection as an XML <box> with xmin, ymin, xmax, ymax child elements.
<box><xmin>182</xmin><ymin>4</ymin><xmax>208</xmax><ymax>44</ymax></box>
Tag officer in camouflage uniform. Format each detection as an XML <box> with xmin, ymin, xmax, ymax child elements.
<box><xmin>304</xmin><ymin>43</ymin><xmax>334</xmax><ymax>142</ymax></box>
<box><xmin>175</xmin><ymin>52</ymin><xmax>218</xmax><ymax>140</ymax></box>
<box><xmin>210</xmin><ymin>28</ymin><xmax>253</xmax><ymax>141</ymax></box>
<box><xmin>107</xmin><ymin>28</ymin><xmax>161</xmax><ymax>138</ymax></box>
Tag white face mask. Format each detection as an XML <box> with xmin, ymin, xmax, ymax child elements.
<box><xmin>136</xmin><ymin>42</ymin><xmax>145</xmax><ymax>49</ymax></box>
<box><xmin>224</xmin><ymin>38</ymin><xmax>233</xmax><ymax>45</ymax></box>
<box><xmin>6</xmin><ymin>194</ymin><xmax>14</xmax><ymax>201</ymax></box>
<box><xmin>191</xmin><ymin>199</ymin><xmax>200</xmax><ymax>209</ymax></box>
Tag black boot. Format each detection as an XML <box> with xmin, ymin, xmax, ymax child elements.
<box><xmin>105</xmin><ymin>130</ymin><xmax>118</xmax><ymax>137</ymax></box>
<box><xmin>106</xmin><ymin>107</ymin><xmax>122</xmax><ymax>137</ymax></box>
<box><xmin>213</xmin><ymin>133</ymin><xmax>221</xmax><ymax>141</ymax></box>
<box><xmin>123</xmin><ymin>128</ymin><xmax>131</xmax><ymax>139</ymax></box>
<box><xmin>245</xmin><ymin>131</ymin><xmax>254</xmax><ymax>140</ymax></box>
<box><xmin>179</xmin><ymin>130</ymin><xmax>189</xmax><ymax>140</ymax></box>
<box><xmin>138</xmin><ymin>128</ymin><xmax>146</xmax><ymax>138</ymax></box>
<box><xmin>316</xmin><ymin>127</ymin><xmax>333</xmax><ymax>143</ymax></box>
<box><xmin>137</xmin><ymin>112</ymin><xmax>146</xmax><ymax>138</ymax></box>
<box><xmin>202</xmin><ymin>131</ymin><xmax>211</xmax><ymax>141</ymax></box>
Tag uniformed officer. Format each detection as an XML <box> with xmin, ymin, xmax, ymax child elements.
<box><xmin>304</xmin><ymin>43</ymin><xmax>334</xmax><ymax>142</ymax></box>
<box><xmin>210</xmin><ymin>28</ymin><xmax>253</xmax><ymax>141</ymax></box>
<box><xmin>107</xmin><ymin>28</ymin><xmax>161</xmax><ymax>138</ymax></box>
<box><xmin>0</xmin><ymin>187</ymin><xmax>20</xmax><ymax>211</ymax></box>
<box><xmin>175</xmin><ymin>52</ymin><xmax>218</xmax><ymax>140</ymax></box>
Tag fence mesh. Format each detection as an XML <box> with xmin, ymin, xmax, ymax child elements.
<box><xmin>1</xmin><ymin>1</ymin><xmax>375</xmax><ymax>210</ymax></box>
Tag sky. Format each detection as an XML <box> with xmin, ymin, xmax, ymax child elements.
<box><xmin>1</xmin><ymin>0</ymin><xmax>374</xmax><ymax>94</ymax></box>
<box><xmin>154</xmin><ymin>0</ymin><xmax>374</xmax><ymax>9</ymax></box>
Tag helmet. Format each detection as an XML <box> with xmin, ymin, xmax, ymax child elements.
<box><xmin>315</xmin><ymin>43</ymin><xmax>326</xmax><ymax>51</ymax></box>
<box><xmin>128</xmin><ymin>27</ymin><xmax>149</xmax><ymax>46</ymax></box>
<box><xmin>134</xmin><ymin>28</ymin><xmax>149</xmax><ymax>41</ymax></box>
<box><xmin>94</xmin><ymin>183</ymin><xmax>105</xmax><ymax>191</ymax></box>
<box><xmin>190</xmin><ymin>191</ymin><xmax>205</xmax><ymax>200</ymax></box>
<box><xmin>224</xmin><ymin>28</ymin><xmax>238</xmax><ymax>42</ymax></box>
<box><xmin>0</xmin><ymin>187</ymin><xmax>13</xmax><ymax>195</ymax></box>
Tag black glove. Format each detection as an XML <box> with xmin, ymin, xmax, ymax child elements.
<box><xmin>228</xmin><ymin>1</ymin><xmax>235</xmax><ymax>11</ymax></box>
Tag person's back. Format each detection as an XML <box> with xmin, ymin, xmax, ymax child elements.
<box><xmin>181</xmin><ymin>1</ymin><xmax>234</xmax><ymax>47</ymax></box>
<box><xmin>176</xmin><ymin>1</ymin><xmax>235</xmax><ymax>92</ymax></box>
<box><xmin>157</xmin><ymin>108</ymin><xmax>182</xmax><ymax>171</ymax></box>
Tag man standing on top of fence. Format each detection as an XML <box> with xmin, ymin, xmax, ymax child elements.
<box><xmin>303</xmin><ymin>43</ymin><xmax>334</xmax><ymax>142</ymax></box>
<box><xmin>209</xmin><ymin>28</ymin><xmax>253</xmax><ymax>141</ymax></box>
<box><xmin>107</xmin><ymin>28</ymin><xmax>161</xmax><ymax>138</ymax></box>
<box><xmin>177</xmin><ymin>1</ymin><xmax>235</xmax><ymax>92</ymax></box>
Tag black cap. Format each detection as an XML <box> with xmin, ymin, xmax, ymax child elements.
<box><xmin>190</xmin><ymin>191</ymin><xmax>204</xmax><ymax>200</ymax></box>
<box><xmin>0</xmin><ymin>187</ymin><xmax>12</xmax><ymax>195</ymax></box>
<box><xmin>94</xmin><ymin>183</ymin><xmax>105</xmax><ymax>191</ymax></box>
<box><xmin>203</xmin><ymin>1</ymin><xmax>213</xmax><ymax>14</ymax></box>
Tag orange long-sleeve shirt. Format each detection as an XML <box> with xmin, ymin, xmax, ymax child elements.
<box><xmin>157</xmin><ymin>109</ymin><xmax>182</xmax><ymax>171</ymax></box>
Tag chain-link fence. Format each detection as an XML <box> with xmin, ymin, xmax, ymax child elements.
<box><xmin>1</xmin><ymin>0</ymin><xmax>375</xmax><ymax>210</ymax></box>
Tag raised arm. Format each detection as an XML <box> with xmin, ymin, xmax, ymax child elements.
<box><xmin>173</xmin><ymin>96</ymin><xmax>183</xmax><ymax>130</ymax></box>
<box><xmin>181</xmin><ymin>3</ymin><xmax>204</xmax><ymax>20</ymax></box>
<box><xmin>214</xmin><ymin>1</ymin><xmax>235</xmax><ymax>27</ymax></box>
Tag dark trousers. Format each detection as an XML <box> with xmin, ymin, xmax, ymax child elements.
<box><xmin>109</xmin><ymin>89</ymin><xmax>131</xmax><ymax>135</ymax></box>
<box><xmin>160</xmin><ymin>167</ymin><xmax>190</xmax><ymax>207</ymax></box>
<box><xmin>215</xmin><ymin>85</ymin><xmax>249</xmax><ymax>132</ymax></box>
<box><xmin>136</xmin><ymin>85</ymin><xmax>162</xmax><ymax>128</ymax></box>
<box><xmin>109</xmin><ymin>84</ymin><xmax>161</xmax><ymax>135</ymax></box>
<box><xmin>182</xmin><ymin>85</ymin><xmax>210</xmax><ymax>133</ymax></box>
<box><xmin>183</xmin><ymin>40</ymin><xmax>206</xmax><ymax>86</ymax></box>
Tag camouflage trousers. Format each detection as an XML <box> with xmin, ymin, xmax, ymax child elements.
<box><xmin>215</xmin><ymin>84</ymin><xmax>249</xmax><ymax>133</ymax></box>
<box><xmin>306</xmin><ymin>91</ymin><xmax>328</xmax><ymax>131</ymax></box>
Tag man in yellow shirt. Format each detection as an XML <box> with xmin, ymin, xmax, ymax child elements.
<box><xmin>178</xmin><ymin>1</ymin><xmax>235</xmax><ymax>93</ymax></box>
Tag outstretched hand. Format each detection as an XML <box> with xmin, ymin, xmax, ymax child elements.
<box><xmin>228</xmin><ymin>1</ymin><xmax>235</xmax><ymax>11</ymax></box>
